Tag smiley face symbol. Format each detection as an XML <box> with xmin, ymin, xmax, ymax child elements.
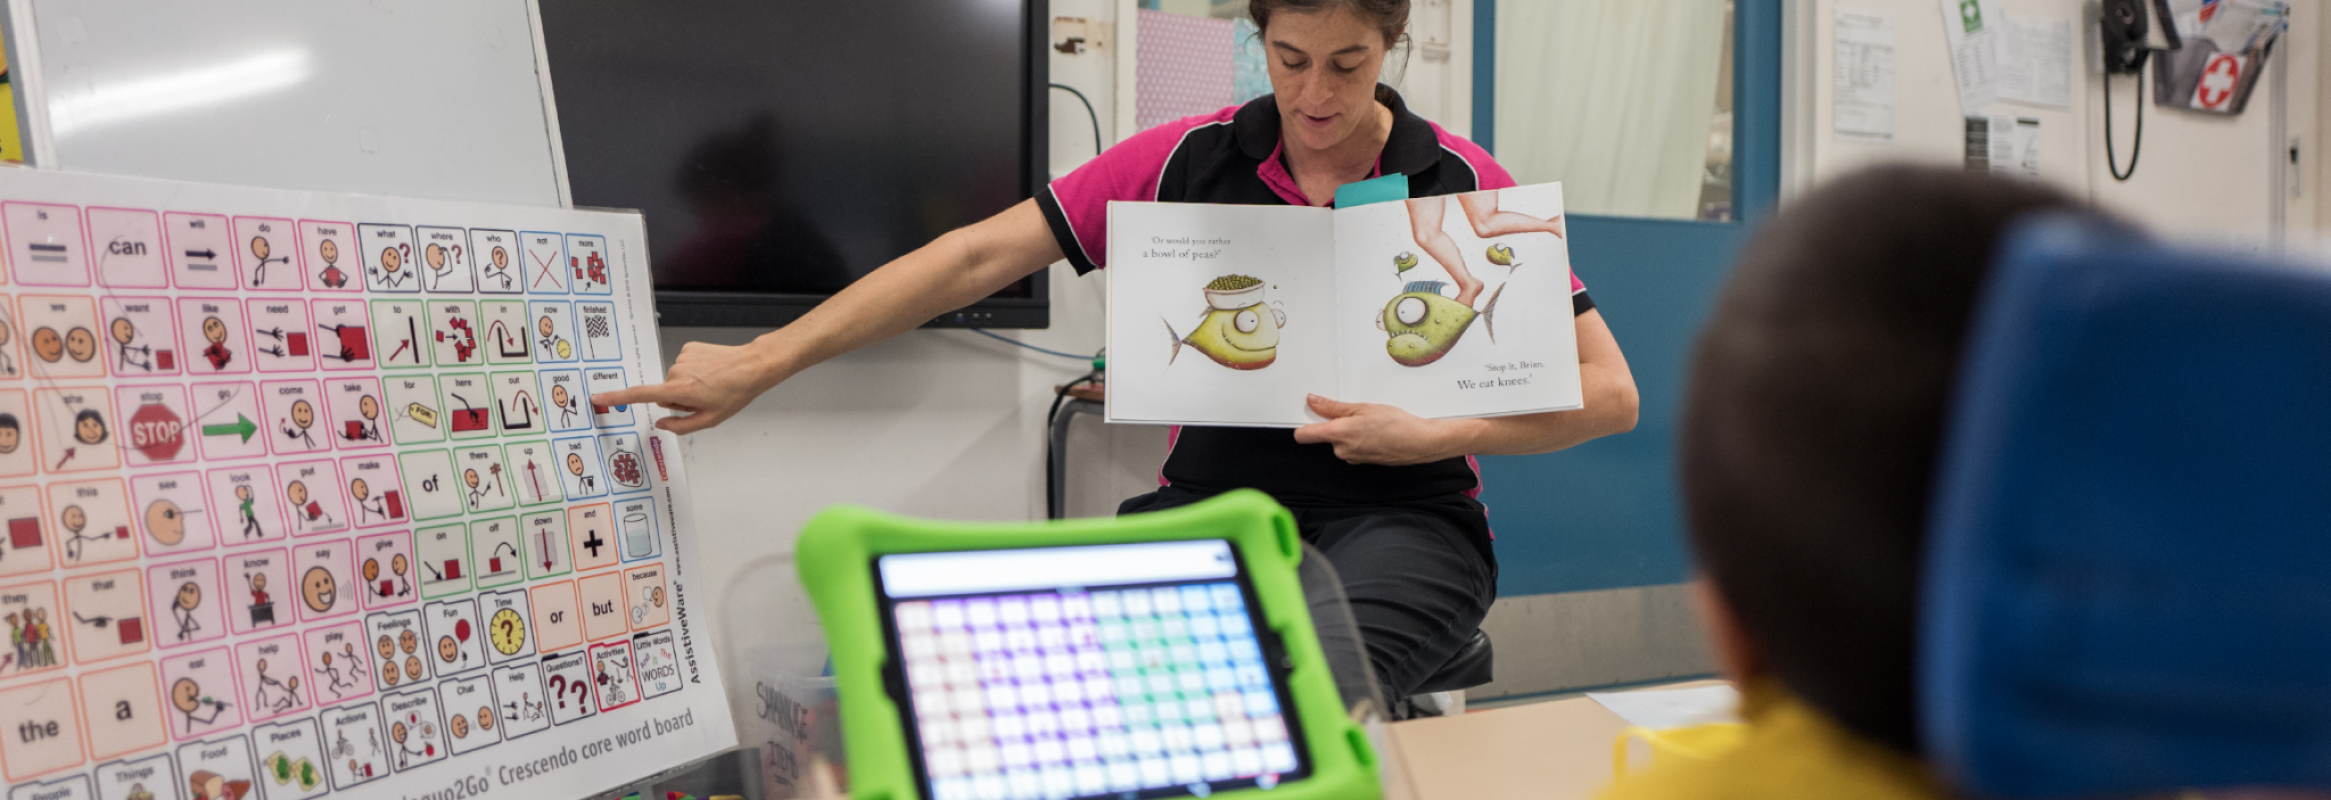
<box><xmin>300</xmin><ymin>566</ymin><xmax>337</xmax><ymax>613</ymax></box>
<box><xmin>30</xmin><ymin>327</ymin><xmax>62</xmax><ymax>362</ymax></box>
<box><xmin>362</xmin><ymin>557</ymin><xmax>380</xmax><ymax>583</ymax></box>
<box><xmin>404</xmin><ymin>655</ymin><xmax>424</xmax><ymax>680</ymax></box>
<box><xmin>436</xmin><ymin>635</ymin><xmax>459</xmax><ymax>663</ymax></box>
<box><xmin>380</xmin><ymin>247</ymin><xmax>403</xmax><ymax>275</ymax></box>
<box><xmin>318</xmin><ymin>239</ymin><xmax>339</xmax><ymax>265</ymax></box>
<box><xmin>64</xmin><ymin>326</ymin><xmax>96</xmax><ymax>362</ymax></box>
<box><xmin>448</xmin><ymin>713</ymin><xmax>470</xmax><ymax>740</ymax></box>
<box><xmin>74</xmin><ymin>410</ymin><xmax>108</xmax><ymax>445</ymax></box>
<box><xmin>476</xmin><ymin>705</ymin><xmax>496</xmax><ymax>731</ymax></box>
<box><xmin>359</xmin><ymin>394</ymin><xmax>380</xmax><ymax>421</ymax></box>
<box><xmin>289</xmin><ymin>400</ymin><xmax>315</xmax><ymax>430</ymax></box>
<box><xmin>174</xmin><ymin>580</ymin><xmax>202</xmax><ymax>611</ymax></box>
<box><xmin>201</xmin><ymin>316</ymin><xmax>227</xmax><ymax>345</ymax></box>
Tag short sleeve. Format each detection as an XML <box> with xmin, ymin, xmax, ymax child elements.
<box><xmin>1036</xmin><ymin>109</ymin><xmax>1238</xmax><ymax>274</ymax></box>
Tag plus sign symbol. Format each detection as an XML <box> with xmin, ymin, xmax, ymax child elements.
<box><xmin>2194</xmin><ymin>54</ymin><xmax>2245</xmax><ymax>110</ymax></box>
<box><xmin>583</xmin><ymin>529</ymin><xmax>606</xmax><ymax>558</ymax></box>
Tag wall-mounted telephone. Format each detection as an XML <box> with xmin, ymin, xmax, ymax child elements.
<box><xmin>2098</xmin><ymin>0</ymin><xmax>2179</xmax><ymax>180</ymax></box>
<box><xmin>2100</xmin><ymin>0</ymin><xmax>2184</xmax><ymax>74</ymax></box>
<box><xmin>2099</xmin><ymin>0</ymin><xmax>2151</xmax><ymax>74</ymax></box>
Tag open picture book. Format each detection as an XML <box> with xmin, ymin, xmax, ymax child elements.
<box><xmin>1105</xmin><ymin>181</ymin><xmax>1585</xmax><ymax>427</ymax></box>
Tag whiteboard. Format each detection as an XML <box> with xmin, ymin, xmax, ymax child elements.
<box><xmin>5</xmin><ymin>0</ymin><xmax>569</xmax><ymax>208</ymax></box>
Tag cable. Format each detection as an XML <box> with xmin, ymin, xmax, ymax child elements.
<box><xmin>2104</xmin><ymin>68</ymin><xmax>2143</xmax><ymax>182</ymax></box>
<box><xmin>969</xmin><ymin>327</ymin><xmax>1094</xmax><ymax>360</ymax></box>
<box><xmin>1049</xmin><ymin>83</ymin><xmax>1104</xmax><ymax>157</ymax></box>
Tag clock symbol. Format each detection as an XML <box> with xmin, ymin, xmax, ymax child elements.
<box><xmin>489</xmin><ymin>608</ymin><xmax>529</xmax><ymax>655</ymax></box>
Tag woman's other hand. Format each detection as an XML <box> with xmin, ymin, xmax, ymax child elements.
<box><xmin>1293</xmin><ymin>395</ymin><xmax>1462</xmax><ymax>466</ymax></box>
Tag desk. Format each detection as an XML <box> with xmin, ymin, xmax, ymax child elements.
<box><xmin>1387</xmin><ymin>679</ymin><xmax>1732</xmax><ymax>800</ymax></box>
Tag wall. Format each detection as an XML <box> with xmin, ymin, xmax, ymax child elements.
<box><xmin>1782</xmin><ymin>0</ymin><xmax>2323</xmax><ymax>249</ymax></box>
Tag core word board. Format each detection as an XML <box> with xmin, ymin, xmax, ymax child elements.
<box><xmin>0</xmin><ymin>168</ymin><xmax>734</xmax><ymax>800</ymax></box>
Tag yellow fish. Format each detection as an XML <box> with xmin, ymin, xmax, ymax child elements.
<box><xmin>1166</xmin><ymin>303</ymin><xmax>1283</xmax><ymax>369</ymax></box>
<box><xmin>1381</xmin><ymin>280</ymin><xmax>1502</xmax><ymax>367</ymax></box>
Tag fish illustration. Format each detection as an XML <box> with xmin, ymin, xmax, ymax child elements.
<box><xmin>1380</xmin><ymin>280</ymin><xmax>1503</xmax><ymax>367</ymax></box>
<box><xmin>1394</xmin><ymin>251</ymin><xmax>1419</xmax><ymax>273</ymax></box>
<box><xmin>1166</xmin><ymin>274</ymin><xmax>1285</xmax><ymax>370</ymax></box>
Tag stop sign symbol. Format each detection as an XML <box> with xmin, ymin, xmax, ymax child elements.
<box><xmin>129</xmin><ymin>402</ymin><xmax>185</xmax><ymax>461</ymax></box>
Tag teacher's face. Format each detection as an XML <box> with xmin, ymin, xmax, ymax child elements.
<box><xmin>1264</xmin><ymin>8</ymin><xmax>1393</xmax><ymax>152</ymax></box>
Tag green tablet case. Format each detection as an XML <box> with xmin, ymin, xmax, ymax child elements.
<box><xmin>795</xmin><ymin>488</ymin><xmax>1381</xmax><ymax>800</ymax></box>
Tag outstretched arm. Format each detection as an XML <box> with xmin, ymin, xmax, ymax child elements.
<box><xmin>593</xmin><ymin>199</ymin><xmax>1065</xmax><ymax>434</ymax></box>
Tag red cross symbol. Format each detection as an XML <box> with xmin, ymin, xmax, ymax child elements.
<box><xmin>2195</xmin><ymin>54</ymin><xmax>2243</xmax><ymax>110</ymax></box>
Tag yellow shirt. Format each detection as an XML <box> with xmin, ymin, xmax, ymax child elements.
<box><xmin>1596</xmin><ymin>680</ymin><xmax>1947</xmax><ymax>800</ymax></box>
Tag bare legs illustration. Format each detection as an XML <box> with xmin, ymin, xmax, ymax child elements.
<box><xmin>1405</xmin><ymin>194</ymin><xmax>1564</xmax><ymax>307</ymax></box>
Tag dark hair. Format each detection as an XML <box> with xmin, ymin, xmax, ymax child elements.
<box><xmin>1681</xmin><ymin>165</ymin><xmax>2107</xmax><ymax>754</ymax></box>
<box><xmin>75</xmin><ymin>409</ymin><xmax>107</xmax><ymax>440</ymax></box>
<box><xmin>0</xmin><ymin>413</ymin><xmax>16</xmax><ymax>430</ymax></box>
<box><xmin>1249</xmin><ymin>0</ymin><xmax>1408</xmax><ymax>48</ymax></box>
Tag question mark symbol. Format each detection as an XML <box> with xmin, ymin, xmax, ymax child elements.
<box><xmin>399</xmin><ymin>243</ymin><xmax>410</xmax><ymax>263</ymax></box>
<box><xmin>569</xmin><ymin>678</ymin><xmax>591</xmax><ymax>709</ymax></box>
<box><xmin>548</xmin><ymin>675</ymin><xmax>567</xmax><ymax>708</ymax></box>
<box><xmin>454</xmin><ymin>245</ymin><xmax>464</xmax><ymax>264</ymax></box>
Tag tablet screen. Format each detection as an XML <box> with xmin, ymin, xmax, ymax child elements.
<box><xmin>875</xmin><ymin>540</ymin><xmax>1311</xmax><ymax>800</ymax></box>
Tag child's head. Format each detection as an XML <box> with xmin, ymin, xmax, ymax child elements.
<box><xmin>1681</xmin><ymin>166</ymin><xmax>2100</xmax><ymax>754</ymax></box>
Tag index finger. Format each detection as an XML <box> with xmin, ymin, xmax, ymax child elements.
<box><xmin>592</xmin><ymin>382</ymin><xmax>685</xmax><ymax>409</ymax></box>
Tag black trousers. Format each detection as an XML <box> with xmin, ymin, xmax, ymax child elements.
<box><xmin>1119</xmin><ymin>485</ymin><xmax>1499</xmax><ymax>700</ymax></box>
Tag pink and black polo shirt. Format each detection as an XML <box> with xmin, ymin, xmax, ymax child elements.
<box><xmin>1036</xmin><ymin>86</ymin><xmax>1594</xmax><ymax>505</ymax></box>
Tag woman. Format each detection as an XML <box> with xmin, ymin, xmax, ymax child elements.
<box><xmin>599</xmin><ymin>0</ymin><xmax>1640</xmax><ymax>700</ymax></box>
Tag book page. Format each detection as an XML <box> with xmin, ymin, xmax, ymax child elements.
<box><xmin>1333</xmin><ymin>183</ymin><xmax>1584</xmax><ymax>419</ymax></box>
<box><xmin>1106</xmin><ymin>202</ymin><xmax>1338</xmax><ymax>427</ymax></box>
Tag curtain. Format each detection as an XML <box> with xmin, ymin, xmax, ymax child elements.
<box><xmin>1496</xmin><ymin>0</ymin><xmax>1730</xmax><ymax>219</ymax></box>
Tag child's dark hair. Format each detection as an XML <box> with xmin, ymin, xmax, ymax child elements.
<box><xmin>1681</xmin><ymin>165</ymin><xmax>2113</xmax><ymax>754</ymax></box>
<box><xmin>0</xmin><ymin>413</ymin><xmax>17</xmax><ymax>430</ymax></box>
<box><xmin>1249</xmin><ymin>0</ymin><xmax>1408</xmax><ymax>48</ymax></box>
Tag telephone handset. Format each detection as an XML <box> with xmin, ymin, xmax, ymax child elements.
<box><xmin>2099</xmin><ymin>0</ymin><xmax>2183</xmax><ymax>74</ymax></box>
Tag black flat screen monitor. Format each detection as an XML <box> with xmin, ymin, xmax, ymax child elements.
<box><xmin>541</xmin><ymin>0</ymin><xmax>1049</xmax><ymax>329</ymax></box>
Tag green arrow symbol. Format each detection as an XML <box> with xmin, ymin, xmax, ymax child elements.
<box><xmin>202</xmin><ymin>414</ymin><xmax>257</xmax><ymax>443</ymax></box>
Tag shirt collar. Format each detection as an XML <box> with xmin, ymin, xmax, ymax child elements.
<box><xmin>1234</xmin><ymin>84</ymin><xmax>1442</xmax><ymax>180</ymax></box>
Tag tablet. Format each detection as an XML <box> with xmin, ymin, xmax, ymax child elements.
<box><xmin>877</xmin><ymin>540</ymin><xmax>1307</xmax><ymax>799</ymax></box>
<box><xmin>797</xmin><ymin>489</ymin><xmax>1379</xmax><ymax>800</ymax></box>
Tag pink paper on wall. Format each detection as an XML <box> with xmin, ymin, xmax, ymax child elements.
<box><xmin>1136</xmin><ymin>10</ymin><xmax>1237</xmax><ymax>132</ymax></box>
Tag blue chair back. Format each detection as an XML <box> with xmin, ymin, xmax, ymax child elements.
<box><xmin>1922</xmin><ymin>218</ymin><xmax>2331</xmax><ymax>798</ymax></box>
